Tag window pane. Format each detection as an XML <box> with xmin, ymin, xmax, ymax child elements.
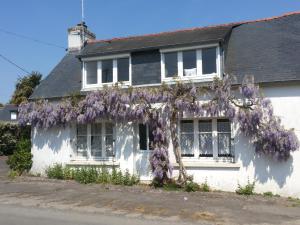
<box><xmin>164</xmin><ymin>52</ymin><xmax>178</xmax><ymax>77</ymax></box>
<box><xmin>199</xmin><ymin>134</ymin><xmax>213</xmax><ymax>156</ymax></box>
<box><xmin>86</xmin><ymin>61</ymin><xmax>97</xmax><ymax>84</ymax></box>
<box><xmin>77</xmin><ymin>124</ymin><xmax>87</xmax><ymax>157</ymax></box>
<box><xmin>183</xmin><ymin>50</ymin><xmax>197</xmax><ymax>76</ymax></box>
<box><xmin>91</xmin><ymin>123</ymin><xmax>102</xmax><ymax>157</ymax></box>
<box><xmin>102</xmin><ymin>59</ymin><xmax>113</xmax><ymax>83</ymax></box>
<box><xmin>199</xmin><ymin>120</ymin><xmax>213</xmax><ymax>157</ymax></box>
<box><xmin>180</xmin><ymin>120</ymin><xmax>194</xmax><ymax>156</ymax></box>
<box><xmin>202</xmin><ymin>47</ymin><xmax>217</xmax><ymax>74</ymax></box>
<box><xmin>149</xmin><ymin>125</ymin><xmax>155</xmax><ymax>150</ymax></box>
<box><xmin>218</xmin><ymin>119</ymin><xmax>231</xmax><ymax>156</ymax></box>
<box><xmin>181</xmin><ymin>120</ymin><xmax>194</xmax><ymax>133</ymax></box>
<box><xmin>180</xmin><ymin>134</ymin><xmax>194</xmax><ymax>156</ymax></box>
<box><xmin>105</xmin><ymin>123</ymin><xmax>114</xmax><ymax>157</ymax></box>
<box><xmin>139</xmin><ymin>124</ymin><xmax>147</xmax><ymax>150</ymax></box>
<box><xmin>217</xmin><ymin>119</ymin><xmax>231</xmax><ymax>132</ymax></box>
<box><xmin>117</xmin><ymin>58</ymin><xmax>129</xmax><ymax>82</ymax></box>
<box><xmin>218</xmin><ymin>133</ymin><xmax>231</xmax><ymax>156</ymax></box>
<box><xmin>199</xmin><ymin>120</ymin><xmax>212</xmax><ymax>132</ymax></box>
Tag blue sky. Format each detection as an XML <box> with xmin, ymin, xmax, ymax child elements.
<box><xmin>0</xmin><ymin>0</ymin><xmax>299</xmax><ymax>103</ymax></box>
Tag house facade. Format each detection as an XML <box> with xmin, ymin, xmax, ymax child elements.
<box><xmin>30</xmin><ymin>13</ymin><xmax>300</xmax><ymax>197</ymax></box>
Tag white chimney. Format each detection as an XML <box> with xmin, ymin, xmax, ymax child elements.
<box><xmin>67</xmin><ymin>22</ymin><xmax>96</xmax><ymax>51</ymax></box>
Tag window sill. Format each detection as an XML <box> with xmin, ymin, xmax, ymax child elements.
<box><xmin>162</xmin><ymin>75</ymin><xmax>218</xmax><ymax>84</ymax></box>
<box><xmin>82</xmin><ymin>82</ymin><xmax>131</xmax><ymax>91</ymax></box>
<box><xmin>67</xmin><ymin>160</ymin><xmax>119</xmax><ymax>167</ymax></box>
<box><xmin>171</xmin><ymin>161</ymin><xmax>240</xmax><ymax>169</ymax></box>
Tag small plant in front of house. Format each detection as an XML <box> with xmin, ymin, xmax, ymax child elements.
<box><xmin>46</xmin><ymin>164</ymin><xmax>64</xmax><ymax>179</ymax></box>
<box><xmin>199</xmin><ymin>180</ymin><xmax>210</xmax><ymax>192</ymax></box>
<box><xmin>263</xmin><ymin>191</ymin><xmax>274</xmax><ymax>197</ymax></box>
<box><xmin>184</xmin><ymin>180</ymin><xmax>200</xmax><ymax>192</ymax></box>
<box><xmin>6</xmin><ymin>139</ymin><xmax>33</xmax><ymax>175</ymax></box>
<box><xmin>45</xmin><ymin>165</ymin><xmax>139</xmax><ymax>186</ymax></box>
<box><xmin>236</xmin><ymin>179</ymin><xmax>256</xmax><ymax>195</ymax></box>
<box><xmin>163</xmin><ymin>180</ymin><xmax>182</xmax><ymax>191</ymax></box>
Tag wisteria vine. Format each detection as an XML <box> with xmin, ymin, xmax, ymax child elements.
<box><xmin>19</xmin><ymin>75</ymin><xmax>299</xmax><ymax>184</ymax></box>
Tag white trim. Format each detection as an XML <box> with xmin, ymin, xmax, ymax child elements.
<box><xmin>161</xmin><ymin>44</ymin><xmax>221</xmax><ymax>83</ymax></box>
<box><xmin>160</xmin><ymin>43</ymin><xmax>219</xmax><ymax>53</ymax></box>
<box><xmin>178</xmin><ymin>118</ymin><xmax>233</xmax><ymax>162</ymax></box>
<box><xmin>74</xmin><ymin>122</ymin><xmax>116</xmax><ymax>161</ymax></box>
<box><xmin>81</xmin><ymin>53</ymin><xmax>130</xmax><ymax>62</ymax></box>
<box><xmin>82</xmin><ymin>56</ymin><xmax>131</xmax><ymax>91</ymax></box>
<box><xmin>172</xmin><ymin>162</ymin><xmax>240</xmax><ymax>168</ymax></box>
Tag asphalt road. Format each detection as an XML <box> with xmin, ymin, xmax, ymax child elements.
<box><xmin>0</xmin><ymin>203</ymin><xmax>198</xmax><ymax>225</ymax></box>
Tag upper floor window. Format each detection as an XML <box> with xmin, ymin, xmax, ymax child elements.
<box><xmin>161</xmin><ymin>45</ymin><xmax>220</xmax><ymax>81</ymax></box>
<box><xmin>83</xmin><ymin>55</ymin><xmax>131</xmax><ymax>89</ymax></box>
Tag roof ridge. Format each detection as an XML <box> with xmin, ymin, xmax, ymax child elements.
<box><xmin>87</xmin><ymin>11</ymin><xmax>300</xmax><ymax>44</ymax></box>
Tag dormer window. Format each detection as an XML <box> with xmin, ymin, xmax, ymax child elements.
<box><xmin>82</xmin><ymin>54</ymin><xmax>131</xmax><ymax>90</ymax></box>
<box><xmin>161</xmin><ymin>44</ymin><xmax>220</xmax><ymax>82</ymax></box>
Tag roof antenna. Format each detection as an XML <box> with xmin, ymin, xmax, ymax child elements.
<box><xmin>81</xmin><ymin>0</ymin><xmax>85</xmax><ymax>23</ymax></box>
<box><xmin>81</xmin><ymin>0</ymin><xmax>85</xmax><ymax>47</ymax></box>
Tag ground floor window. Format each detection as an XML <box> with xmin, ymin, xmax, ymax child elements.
<box><xmin>138</xmin><ymin>124</ymin><xmax>154</xmax><ymax>151</ymax></box>
<box><xmin>179</xmin><ymin>119</ymin><xmax>232</xmax><ymax>159</ymax></box>
<box><xmin>76</xmin><ymin>122</ymin><xmax>115</xmax><ymax>160</ymax></box>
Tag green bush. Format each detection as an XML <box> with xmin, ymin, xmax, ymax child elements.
<box><xmin>163</xmin><ymin>181</ymin><xmax>181</xmax><ymax>191</ymax></box>
<box><xmin>45</xmin><ymin>165</ymin><xmax>139</xmax><ymax>186</ymax></box>
<box><xmin>236</xmin><ymin>179</ymin><xmax>255</xmax><ymax>195</ymax></box>
<box><xmin>263</xmin><ymin>191</ymin><xmax>274</xmax><ymax>197</ymax></box>
<box><xmin>199</xmin><ymin>180</ymin><xmax>210</xmax><ymax>192</ymax></box>
<box><xmin>46</xmin><ymin>164</ymin><xmax>64</xmax><ymax>179</ymax></box>
<box><xmin>0</xmin><ymin>123</ymin><xmax>30</xmax><ymax>156</ymax></box>
<box><xmin>184</xmin><ymin>181</ymin><xmax>200</xmax><ymax>192</ymax></box>
<box><xmin>6</xmin><ymin>139</ymin><xmax>32</xmax><ymax>175</ymax></box>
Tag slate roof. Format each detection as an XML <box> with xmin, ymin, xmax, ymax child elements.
<box><xmin>0</xmin><ymin>104</ymin><xmax>18</xmax><ymax>123</ymax></box>
<box><xmin>78</xmin><ymin>24</ymin><xmax>235</xmax><ymax>58</ymax></box>
<box><xmin>30</xmin><ymin>12</ymin><xmax>300</xmax><ymax>99</ymax></box>
<box><xmin>225</xmin><ymin>12</ymin><xmax>300</xmax><ymax>84</ymax></box>
<box><xmin>30</xmin><ymin>51</ymin><xmax>82</xmax><ymax>99</ymax></box>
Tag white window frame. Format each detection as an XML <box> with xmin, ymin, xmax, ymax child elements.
<box><xmin>74</xmin><ymin>122</ymin><xmax>116</xmax><ymax>161</ymax></box>
<box><xmin>10</xmin><ymin>111</ymin><xmax>17</xmax><ymax>120</ymax></box>
<box><xmin>178</xmin><ymin>118</ymin><xmax>233</xmax><ymax>162</ymax></box>
<box><xmin>82</xmin><ymin>53</ymin><xmax>132</xmax><ymax>90</ymax></box>
<box><xmin>137</xmin><ymin>124</ymin><xmax>153</xmax><ymax>152</ymax></box>
<box><xmin>160</xmin><ymin>44</ymin><xmax>221</xmax><ymax>83</ymax></box>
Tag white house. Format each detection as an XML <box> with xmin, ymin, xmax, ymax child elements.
<box><xmin>29</xmin><ymin>12</ymin><xmax>300</xmax><ymax>197</ymax></box>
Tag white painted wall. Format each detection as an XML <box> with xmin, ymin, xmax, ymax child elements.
<box><xmin>30</xmin><ymin>84</ymin><xmax>300</xmax><ymax>197</ymax></box>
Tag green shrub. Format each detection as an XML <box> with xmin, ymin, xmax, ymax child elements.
<box><xmin>45</xmin><ymin>165</ymin><xmax>139</xmax><ymax>186</ymax></box>
<box><xmin>164</xmin><ymin>181</ymin><xmax>181</xmax><ymax>191</ymax></box>
<box><xmin>263</xmin><ymin>191</ymin><xmax>274</xmax><ymax>197</ymax></box>
<box><xmin>184</xmin><ymin>181</ymin><xmax>200</xmax><ymax>192</ymax></box>
<box><xmin>97</xmin><ymin>166</ymin><xmax>110</xmax><ymax>183</ymax></box>
<box><xmin>74</xmin><ymin>167</ymin><xmax>99</xmax><ymax>184</ymax></box>
<box><xmin>0</xmin><ymin>123</ymin><xmax>30</xmax><ymax>155</ymax></box>
<box><xmin>46</xmin><ymin>164</ymin><xmax>64</xmax><ymax>179</ymax></box>
<box><xmin>236</xmin><ymin>179</ymin><xmax>255</xmax><ymax>195</ymax></box>
<box><xmin>199</xmin><ymin>180</ymin><xmax>210</xmax><ymax>192</ymax></box>
<box><xmin>6</xmin><ymin>138</ymin><xmax>32</xmax><ymax>175</ymax></box>
<box><xmin>8</xmin><ymin>170</ymin><xmax>19</xmax><ymax>179</ymax></box>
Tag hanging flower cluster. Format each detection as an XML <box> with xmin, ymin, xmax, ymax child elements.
<box><xmin>18</xmin><ymin>76</ymin><xmax>299</xmax><ymax>183</ymax></box>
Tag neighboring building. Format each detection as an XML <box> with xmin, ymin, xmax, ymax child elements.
<box><xmin>30</xmin><ymin>13</ymin><xmax>300</xmax><ymax>197</ymax></box>
<box><xmin>0</xmin><ymin>104</ymin><xmax>18</xmax><ymax>123</ymax></box>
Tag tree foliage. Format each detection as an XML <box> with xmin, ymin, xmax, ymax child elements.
<box><xmin>0</xmin><ymin>123</ymin><xmax>30</xmax><ymax>155</ymax></box>
<box><xmin>10</xmin><ymin>72</ymin><xmax>42</xmax><ymax>105</ymax></box>
<box><xmin>18</xmin><ymin>75</ymin><xmax>299</xmax><ymax>185</ymax></box>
